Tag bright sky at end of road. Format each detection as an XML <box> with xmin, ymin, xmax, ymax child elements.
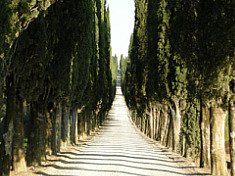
<box><xmin>107</xmin><ymin>0</ymin><xmax>135</xmax><ymax>57</ymax></box>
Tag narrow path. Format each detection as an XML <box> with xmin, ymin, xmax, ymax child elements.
<box><xmin>34</xmin><ymin>87</ymin><xmax>210</xmax><ymax>176</ymax></box>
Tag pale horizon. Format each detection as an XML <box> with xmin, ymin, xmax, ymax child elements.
<box><xmin>107</xmin><ymin>0</ymin><xmax>135</xmax><ymax>57</ymax></box>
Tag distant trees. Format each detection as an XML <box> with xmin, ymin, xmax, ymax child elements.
<box><xmin>122</xmin><ymin>0</ymin><xmax>235</xmax><ymax>175</ymax></box>
<box><xmin>0</xmin><ymin>0</ymin><xmax>117</xmax><ymax>175</ymax></box>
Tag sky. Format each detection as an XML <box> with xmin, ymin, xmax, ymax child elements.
<box><xmin>107</xmin><ymin>0</ymin><xmax>135</xmax><ymax>57</ymax></box>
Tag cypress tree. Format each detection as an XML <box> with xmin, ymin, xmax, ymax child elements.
<box><xmin>104</xmin><ymin>7</ymin><xmax>116</xmax><ymax>108</ymax></box>
<box><xmin>196</xmin><ymin>1</ymin><xmax>235</xmax><ymax>175</ymax></box>
<box><xmin>168</xmin><ymin>0</ymin><xmax>196</xmax><ymax>153</ymax></box>
<box><xmin>123</xmin><ymin>1</ymin><xmax>235</xmax><ymax>174</ymax></box>
<box><xmin>96</xmin><ymin>0</ymin><xmax>108</xmax><ymax>124</ymax></box>
<box><xmin>125</xmin><ymin>0</ymin><xmax>148</xmax><ymax>123</ymax></box>
<box><xmin>0</xmin><ymin>0</ymin><xmax>113</xmax><ymax>174</ymax></box>
<box><xmin>0</xmin><ymin>2</ymin><xmax>55</xmax><ymax>173</ymax></box>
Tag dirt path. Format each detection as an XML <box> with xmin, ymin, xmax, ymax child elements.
<box><xmin>13</xmin><ymin>87</ymin><xmax>211</xmax><ymax>176</ymax></box>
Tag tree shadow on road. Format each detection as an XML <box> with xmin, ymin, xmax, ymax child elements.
<box><xmin>34</xmin><ymin>148</ymin><xmax>211</xmax><ymax>176</ymax></box>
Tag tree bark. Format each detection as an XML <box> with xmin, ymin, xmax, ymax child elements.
<box><xmin>146</xmin><ymin>114</ymin><xmax>150</xmax><ymax>137</ymax></box>
<box><xmin>149</xmin><ymin>106</ymin><xmax>154</xmax><ymax>139</ymax></box>
<box><xmin>91</xmin><ymin>111</ymin><xmax>96</xmax><ymax>131</ymax></box>
<box><xmin>51</xmin><ymin>103</ymin><xmax>62</xmax><ymax>155</ymax></box>
<box><xmin>200</xmin><ymin>105</ymin><xmax>211</xmax><ymax>168</ymax></box>
<box><xmin>61</xmin><ymin>103</ymin><xmax>70</xmax><ymax>145</ymax></box>
<box><xmin>166</xmin><ymin>111</ymin><xmax>173</xmax><ymax>149</ymax></box>
<box><xmin>77</xmin><ymin>112</ymin><xmax>83</xmax><ymax>140</ymax></box>
<box><xmin>70</xmin><ymin>108</ymin><xmax>78</xmax><ymax>144</ymax></box>
<box><xmin>172</xmin><ymin>98</ymin><xmax>181</xmax><ymax>152</ymax></box>
<box><xmin>101</xmin><ymin>110</ymin><xmax>106</xmax><ymax>126</ymax></box>
<box><xmin>211</xmin><ymin>104</ymin><xmax>227</xmax><ymax>176</ymax></box>
<box><xmin>152</xmin><ymin>107</ymin><xmax>156</xmax><ymax>140</ymax></box>
<box><xmin>229</xmin><ymin>95</ymin><xmax>235</xmax><ymax>176</ymax></box>
<box><xmin>99</xmin><ymin>111</ymin><xmax>104</xmax><ymax>126</ymax></box>
<box><xmin>140</xmin><ymin>114</ymin><xmax>144</xmax><ymax>132</ymax></box>
<box><xmin>144</xmin><ymin>114</ymin><xmax>148</xmax><ymax>136</ymax></box>
<box><xmin>0</xmin><ymin>75</ymin><xmax>15</xmax><ymax>175</ymax></box>
<box><xmin>137</xmin><ymin>113</ymin><xmax>141</xmax><ymax>129</ymax></box>
<box><xmin>83</xmin><ymin>112</ymin><xmax>88</xmax><ymax>138</ymax></box>
<box><xmin>160</xmin><ymin>104</ymin><xmax>169</xmax><ymax>144</ymax></box>
<box><xmin>13</xmin><ymin>96</ymin><xmax>27</xmax><ymax>172</ymax></box>
<box><xmin>144</xmin><ymin>114</ymin><xmax>148</xmax><ymax>135</ymax></box>
<box><xmin>56</xmin><ymin>104</ymin><xmax>62</xmax><ymax>152</ymax></box>
<box><xmin>86</xmin><ymin>111</ymin><xmax>92</xmax><ymax>136</ymax></box>
<box><xmin>181</xmin><ymin>135</ymin><xmax>186</xmax><ymax>157</ymax></box>
<box><xmin>163</xmin><ymin>114</ymin><xmax>170</xmax><ymax>146</ymax></box>
<box><xmin>155</xmin><ymin>107</ymin><xmax>161</xmax><ymax>140</ymax></box>
<box><xmin>27</xmin><ymin>100</ymin><xmax>48</xmax><ymax>166</ymax></box>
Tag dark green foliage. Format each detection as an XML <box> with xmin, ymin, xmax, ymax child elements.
<box><xmin>124</xmin><ymin>0</ymin><xmax>148</xmax><ymax>112</ymax></box>
<box><xmin>146</xmin><ymin>0</ymin><xmax>170</xmax><ymax>102</ymax></box>
<box><xmin>182</xmin><ymin>98</ymin><xmax>201</xmax><ymax>160</ymax></box>
<box><xmin>110</xmin><ymin>55</ymin><xmax>118</xmax><ymax>92</ymax></box>
<box><xmin>46</xmin><ymin>2</ymin><xmax>71</xmax><ymax>101</ymax></box>
<box><xmin>11</xmin><ymin>13</ymin><xmax>49</xmax><ymax>101</ymax></box>
<box><xmin>0</xmin><ymin>74</ymin><xmax>15</xmax><ymax>175</ymax></box>
<box><xmin>122</xmin><ymin>34</ymin><xmax>136</xmax><ymax>108</ymax></box>
<box><xmin>197</xmin><ymin>0</ymin><xmax>235</xmax><ymax>101</ymax></box>
<box><xmin>104</xmin><ymin>7</ymin><xmax>115</xmax><ymax>107</ymax></box>
<box><xmin>95</xmin><ymin>0</ymin><xmax>114</xmax><ymax>116</ymax></box>
<box><xmin>133</xmin><ymin>0</ymin><xmax>148</xmax><ymax>111</ymax></box>
<box><xmin>70</xmin><ymin>0</ymin><xmax>95</xmax><ymax>108</ymax></box>
<box><xmin>0</xmin><ymin>0</ymin><xmax>114</xmax><ymax>173</ymax></box>
<box><xmin>0</xmin><ymin>0</ymin><xmax>55</xmax><ymax>136</ymax></box>
<box><xmin>120</xmin><ymin>55</ymin><xmax>128</xmax><ymax>90</ymax></box>
<box><xmin>84</xmin><ymin>5</ymin><xmax>100</xmax><ymax>111</ymax></box>
<box><xmin>123</xmin><ymin>0</ymin><xmax>235</xmax><ymax>169</ymax></box>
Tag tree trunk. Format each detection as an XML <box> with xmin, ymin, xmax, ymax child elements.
<box><xmin>91</xmin><ymin>111</ymin><xmax>96</xmax><ymax>131</ymax></box>
<box><xmin>83</xmin><ymin>112</ymin><xmax>88</xmax><ymax>138</ymax></box>
<box><xmin>166</xmin><ymin>111</ymin><xmax>173</xmax><ymax>149</ymax></box>
<box><xmin>99</xmin><ymin>111</ymin><xmax>104</xmax><ymax>126</ymax></box>
<box><xmin>172</xmin><ymin>98</ymin><xmax>181</xmax><ymax>152</ymax></box>
<box><xmin>149</xmin><ymin>106</ymin><xmax>154</xmax><ymax>139</ymax></box>
<box><xmin>131</xmin><ymin>110</ymin><xmax>136</xmax><ymax>124</ymax></box>
<box><xmin>86</xmin><ymin>111</ymin><xmax>92</xmax><ymax>136</ymax></box>
<box><xmin>13</xmin><ymin>96</ymin><xmax>27</xmax><ymax>172</ymax></box>
<box><xmin>61</xmin><ymin>103</ymin><xmax>70</xmax><ymax>145</ymax></box>
<box><xmin>0</xmin><ymin>75</ymin><xmax>15</xmax><ymax>175</ymax></box>
<box><xmin>200</xmin><ymin>105</ymin><xmax>211</xmax><ymax>168</ymax></box>
<box><xmin>51</xmin><ymin>103</ymin><xmax>62</xmax><ymax>155</ymax></box>
<box><xmin>163</xmin><ymin>114</ymin><xmax>170</xmax><ymax>146</ymax></box>
<box><xmin>140</xmin><ymin>115</ymin><xmax>144</xmax><ymax>132</ymax></box>
<box><xmin>181</xmin><ymin>135</ymin><xmax>186</xmax><ymax>157</ymax></box>
<box><xmin>211</xmin><ymin>104</ymin><xmax>227</xmax><ymax>176</ymax></box>
<box><xmin>229</xmin><ymin>95</ymin><xmax>235</xmax><ymax>176</ymax></box>
<box><xmin>27</xmin><ymin>100</ymin><xmax>47</xmax><ymax>166</ymax></box>
<box><xmin>56</xmin><ymin>104</ymin><xmax>62</xmax><ymax>152</ymax></box>
<box><xmin>152</xmin><ymin>107</ymin><xmax>156</xmax><ymax>140</ymax></box>
<box><xmin>51</xmin><ymin>108</ymin><xmax>56</xmax><ymax>154</ymax></box>
<box><xmin>70</xmin><ymin>108</ymin><xmax>77</xmax><ymax>144</ymax></box>
<box><xmin>77</xmin><ymin>112</ymin><xmax>83</xmax><ymax>139</ymax></box>
<box><xmin>179</xmin><ymin>99</ymin><xmax>187</xmax><ymax>157</ymax></box>
<box><xmin>141</xmin><ymin>111</ymin><xmax>146</xmax><ymax>135</ymax></box>
<box><xmin>160</xmin><ymin>104</ymin><xmax>168</xmax><ymax>145</ymax></box>
<box><xmin>101</xmin><ymin>110</ymin><xmax>106</xmax><ymax>126</ymax></box>
<box><xmin>144</xmin><ymin>114</ymin><xmax>148</xmax><ymax>135</ymax></box>
<box><xmin>155</xmin><ymin>107</ymin><xmax>161</xmax><ymax>140</ymax></box>
<box><xmin>137</xmin><ymin>113</ymin><xmax>141</xmax><ymax>129</ymax></box>
<box><xmin>146</xmin><ymin>114</ymin><xmax>150</xmax><ymax>137</ymax></box>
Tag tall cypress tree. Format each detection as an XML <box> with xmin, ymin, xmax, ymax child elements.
<box><xmin>196</xmin><ymin>1</ymin><xmax>235</xmax><ymax>175</ymax></box>
<box><xmin>0</xmin><ymin>2</ymin><xmax>55</xmax><ymax>174</ymax></box>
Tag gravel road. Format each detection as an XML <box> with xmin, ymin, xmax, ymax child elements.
<box><xmin>34</xmin><ymin>87</ymin><xmax>210</xmax><ymax>176</ymax></box>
